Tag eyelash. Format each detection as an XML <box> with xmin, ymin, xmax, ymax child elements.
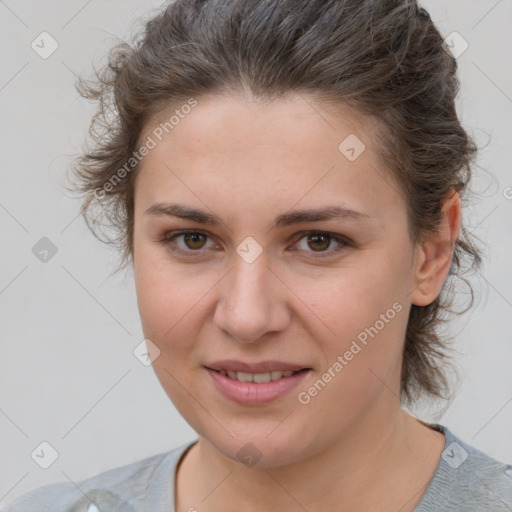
<box><xmin>158</xmin><ymin>229</ymin><xmax>352</xmax><ymax>259</ymax></box>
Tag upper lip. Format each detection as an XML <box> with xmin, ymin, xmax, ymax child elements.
<box><xmin>205</xmin><ymin>360</ymin><xmax>311</xmax><ymax>373</ymax></box>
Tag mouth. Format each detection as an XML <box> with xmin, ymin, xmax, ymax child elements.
<box><xmin>206</xmin><ymin>367</ymin><xmax>311</xmax><ymax>383</ymax></box>
<box><xmin>204</xmin><ymin>366</ymin><xmax>312</xmax><ymax>405</ymax></box>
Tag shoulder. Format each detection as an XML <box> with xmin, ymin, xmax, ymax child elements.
<box><xmin>2</xmin><ymin>440</ymin><xmax>197</xmax><ymax>512</ymax></box>
<box><xmin>415</xmin><ymin>424</ymin><xmax>512</xmax><ymax>511</ymax></box>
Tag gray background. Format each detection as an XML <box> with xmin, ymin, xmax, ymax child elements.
<box><xmin>1</xmin><ymin>0</ymin><xmax>511</xmax><ymax>506</ymax></box>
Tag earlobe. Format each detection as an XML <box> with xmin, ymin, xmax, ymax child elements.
<box><xmin>410</xmin><ymin>190</ymin><xmax>461</xmax><ymax>306</ymax></box>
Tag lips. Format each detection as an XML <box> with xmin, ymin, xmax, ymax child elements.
<box><xmin>205</xmin><ymin>366</ymin><xmax>312</xmax><ymax>405</ymax></box>
<box><xmin>204</xmin><ymin>359</ymin><xmax>310</xmax><ymax>373</ymax></box>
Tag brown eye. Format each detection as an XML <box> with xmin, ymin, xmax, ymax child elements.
<box><xmin>306</xmin><ymin>233</ymin><xmax>331</xmax><ymax>251</ymax></box>
<box><xmin>293</xmin><ymin>231</ymin><xmax>350</xmax><ymax>258</ymax></box>
<box><xmin>159</xmin><ymin>230</ymin><xmax>215</xmax><ymax>255</ymax></box>
<box><xmin>182</xmin><ymin>232</ymin><xmax>208</xmax><ymax>250</ymax></box>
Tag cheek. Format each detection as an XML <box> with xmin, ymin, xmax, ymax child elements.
<box><xmin>134</xmin><ymin>245</ymin><xmax>185</xmax><ymax>341</ymax></box>
<box><xmin>133</xmin><ymin>245</ymin><xmax>217</xmax><ymax>359</ymax></box>
<box><xmin>134</xmin><ymin>254</ymin><xmax>203</xmax><ymax>403</ymax></box>
<box><xmin>297</xmin><ymin>297</ymin><xmax>408</xmax><ymax>430</ymax></box>
<box><xmin>298</xmin><ymin>257</ymin><xmax>406</xmax><ymax>337</ymax></box>
<box><xmin>294</xmin><ymin>253</ymin><xmax>409</xmax><ymax>393</ymax></box>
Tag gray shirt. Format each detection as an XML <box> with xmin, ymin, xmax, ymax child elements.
<box><xmin>3</xmin><ymin>424</ymin><xmax>512</xmax><ymax>511</ymax></box>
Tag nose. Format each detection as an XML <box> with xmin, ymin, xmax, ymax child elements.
<box><xmin>213</xmin><ymin>252</ymin><xmax>290</xmax><ymax>343</ymax></box>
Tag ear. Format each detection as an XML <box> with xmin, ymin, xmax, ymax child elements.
<box><xmin>409</xmin><ymin>190</ymin><xmax>461</xmax><ymax>307</ymax></box>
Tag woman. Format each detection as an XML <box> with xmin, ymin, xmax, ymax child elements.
<box><xmin>5</xmin><ymin>0</ymin><xmax>512</xmax><ymax>511</ymax></box>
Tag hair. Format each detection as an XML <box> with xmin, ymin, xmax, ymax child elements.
<box><xmin>69</xmin><ymin>0</ymin><xmax>482</xmax><ymax>408</ymax></box>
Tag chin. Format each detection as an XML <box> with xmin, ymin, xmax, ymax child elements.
<box><xmin>198</xmin><ymin>424</ymin><xmax>313</xmax><ymax>469</ymax></box>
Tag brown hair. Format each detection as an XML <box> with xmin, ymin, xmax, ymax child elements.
<box><xmin>69</xmin><ymin>0</ymin><xmax>482</xmax><ymax>407</ymax></box>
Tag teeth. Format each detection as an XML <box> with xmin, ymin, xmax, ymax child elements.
<box><xmin>218</xmin><ymin>369</ymin><xmax>297</xmax><ymax>382</ymax></box>
<box><xmin>237</xmin><ymin>371</ymin><xmax>253</xmax><ymax>382</ymax></box>
<box><xmin>253</xmin><ymin>372</ymin><xmax>271</xmax><ymax>383</ymax></box>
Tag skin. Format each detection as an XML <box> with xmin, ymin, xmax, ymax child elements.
<box><xmin>132</xmin><ymin>92</ymin><xmax>461</xmax><ymax>512</ymax></box>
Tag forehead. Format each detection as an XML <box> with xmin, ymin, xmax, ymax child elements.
<box><xmin>140</xmin><ymin>92</ymin><xmax>375</xmax><ymax>161</ymax></box>
<box><xmin>135</xmin><ymin>93</ymin><xmax>404</xmax><ymax>226</ymax></box>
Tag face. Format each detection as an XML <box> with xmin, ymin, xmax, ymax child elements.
<box><xmin>132</xmin><ymin>92</ymin><xmax>420</xmax><ymax>466</ymax></box>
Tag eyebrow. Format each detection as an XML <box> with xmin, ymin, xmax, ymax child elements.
<box><xmin>144</xmin><ymin>202</ymin><xmax>370</xmax><ymax>229</ymax></box>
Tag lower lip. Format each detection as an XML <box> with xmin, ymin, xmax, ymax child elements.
<box><xmin>205</xmin><ymin>367</ymin><xmax>311</xmax><ymax>405</ymax></box>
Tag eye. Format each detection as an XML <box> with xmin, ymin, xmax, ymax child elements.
<box><xmin>159</xmin><ymin>230</ymin><xmax>217</xmax><ymax>256</ymax></box>
<box><xmin>292</xmin><ymin>230</ymin><xmax>350</xmax><ymax>258</ymax></box>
